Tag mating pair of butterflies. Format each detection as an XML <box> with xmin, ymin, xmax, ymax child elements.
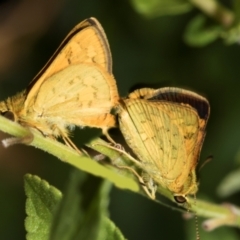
<box><xmin>0</xmin><ymin>18</ymin><xmax>210</xmax><ymax>203</ymax></box>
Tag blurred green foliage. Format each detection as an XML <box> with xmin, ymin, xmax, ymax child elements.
<box><xmin>130</xmin><ymin>0</ymin><xmax>192</xmax><ymax>17</ymax></box>
<box><xmin>1</xmin><ymin>0</ymin><xmax>240</xmax><ymax>239</ymax></box>
<box><xmin>25</xmin><ymin>172</ymin><xmax>125</xmax><ymax>240</ymax></box>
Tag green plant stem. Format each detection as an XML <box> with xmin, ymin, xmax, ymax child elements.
<box><xmin>190</xmin><ymin>0</ymin><xmax>234</xmax><ymax>27</ymax></box>
<box><xmin>88</xmin><ymin>138</ymin><xmax>240</xmax><ymax>229</ymax></box>
<box><xmin>0</xmin><ymin>116</ymin><xmax>139</xmax><ymax>193</ymax></box>
<box><xmin>0</xmin><ymin>115</ymin><xmax>240</xmax><ymax>229</ymax></box>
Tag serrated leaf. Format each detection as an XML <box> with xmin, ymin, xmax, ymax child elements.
<box><xmin>24</xmin><ymin>174</ymin><xmax>62</xmax><ymax>240</ymax></box>
<box><xmin>101</xmin><ymin>217</ymin><xmax>126</xmax><ymax>240</ymax></box>
<box><xmin>49</xmin><ymin>169</ymin><xmax>113</xmax><ymax>240</ymax></box>
<box><xmin>216</xmin><ymin>168</ymin><xmax>240</xmax><ymax>197</ymax></box>
<box><xmin>130</xmin><ymin>0</ymin><xmax>192</xmax><ymax>17</ymax></box>
<box><xmin>184</xmin><ymin>14</ymin><xmax>222</xmax><ymax>47</ymax></box>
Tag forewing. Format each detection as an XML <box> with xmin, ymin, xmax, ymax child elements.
<box><xmin>25</xmin><ymin>18</ymin><xmax>116</xmax><ymax>108</ymax></box>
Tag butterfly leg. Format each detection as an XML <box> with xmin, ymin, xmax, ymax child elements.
<box><xmin>91</xmin><ymin>141</ymin><xmax>156</xmax><ymax>199</ymax></box>
<box><xmin>102</xmin><ymin>128</ymin><xmax>117</xmax><ymax>145</ymax></box>
<box><xmin>115</xmin><ymin>164</ymin><xmax>156</xmax><ymax>199</ymax></box>
<box><xmin>63</xmin><ymin>136</ymin><xmax>89</xmax><ymax>156</ymax></box>
<box><xmin>95</xmin><ymin>142</ymin><xmax>143</xmax><ymax>168</ymax></box>
<box><xmin>141</xmin><ymin>172</ymin><xmax>157</xmax><ymax>199</ymax></box>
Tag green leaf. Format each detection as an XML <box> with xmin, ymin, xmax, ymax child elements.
<box><xmin>101</xmin><ymin>217</ymin><xmax>126</xmax><ymax>240</ymax></box>
<box><xmin>24</xmin><ymin>171</ymin><xmax>126</xmax><ymax>240</ymax></box>
<box><xmin>49</xmin><ymin>169</ymin><xmax>114</xmax><ymax>240</ymax></box>
<box><xmin>130</xmin><ymin>0</ymin><xmax>192</xmax><ymax>17</ymax></box>
<box><xmin>184</xmin><ymin>14</ymin><xmax>222</xmax><ymax>47</ymax></box>
<box><xmin>221</xmin><ymin>23</ymin><xmax>240</xmax><ymax>45</ymax></box>
<box><xmin>24</xmin><ymin>174</ymin><xmax>62</xmax><ymax>240</ymax></box>
<box><xmin>233</xmin><ymin>0</ymin><xmax>240</xmax><ymax>22</ymax></box>
<box><xmin>217</xmin><ymin>168</ymin><xmax>240</xmax><ymax>198</ymax></box>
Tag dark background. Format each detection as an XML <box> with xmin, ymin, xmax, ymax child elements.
<box><xmin>0</xmin><ymin>0</ymin><xmax>240</xmax><ymax>239</ymax></box>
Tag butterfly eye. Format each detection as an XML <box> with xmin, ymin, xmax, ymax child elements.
<box><xmin>174</xmin><ymin>195</ymin><xmax>187</xmax><ymax>204</ymax></box>
<box><xmin>1</xmin><ymin>111</ymin><xmax>15</xmax><ymax>121</ymax></box>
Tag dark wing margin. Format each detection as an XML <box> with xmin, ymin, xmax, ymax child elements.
<box><xmin>26</xmin><ymin>18</ymin><xmax>112</xmax><ymax>93</ymax></box>
<box><xmin>146</xmin><ymin>87</ymin><xmax>210</xmax><ymax>122</ymax></box>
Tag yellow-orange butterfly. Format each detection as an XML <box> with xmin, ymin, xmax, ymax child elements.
<box><xmin>117</xmin><ymin>87</ymin><xmax>210</xmax><ymax>203</ymax></box>
<box><xmin>0</xmin><ymin>18</ymin><xmax>119</xmax><ymax>151</ymax></box>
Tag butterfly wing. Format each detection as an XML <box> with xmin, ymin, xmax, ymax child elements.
<box><xmin>119</xmin><ymin>87</ymin><xmax>209</xmax><ymax>195</ymax></box>
<box><xmin>28</xmin><ymin>17</ymin><xmax>113</xmax><ymax>89</ymax></box>
<box><xmin>22</xmin><ymin>18</ymin><xmax>118</xmax><ymax>133</ymax></box>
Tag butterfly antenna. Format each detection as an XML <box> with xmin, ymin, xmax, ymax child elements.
<box><xmin>199</xmin><ymin>155</ymin><xmax>213</xmax><ymax>171</ymax></box>
<box><xmin>194</xmin><ymin>194</ymin><xmax>200</xmax><ymax>240</ymax></box>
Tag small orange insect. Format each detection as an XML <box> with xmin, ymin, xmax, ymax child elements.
<box><xmin>117</xmin><ymin>87</ymin><xmax>210</xmax><ymax>203</ymax></box>
<box><xmin>0</xmin><ymin>18</ymin><xmax>119</xmax><ymax>151</ymax></box>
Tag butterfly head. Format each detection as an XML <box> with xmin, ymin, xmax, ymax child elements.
<box><xmin>0</xmin><ymin>91</ymin><xmax>26</xmax><ymax>123</ymax></box>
